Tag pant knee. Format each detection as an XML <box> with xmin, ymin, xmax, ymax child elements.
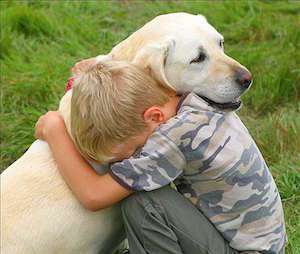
<box><xmin>121</xmin><ymin>193</ymin><xmax>141</xmax><ymax>215</ymax></box>
<box><xmin>121</xmin><ymin>192</ymin><xmax>152</xmax><ymax>230</ymax></box>
<box><xmin>121</xmin><ymin>186</ymin><xmax>178</xmax><ymax>219</ymax></box>
<box><xmin>122</xmin><ymin>187</ymin><xmax>175</xmax><ymax>211</ymax></box>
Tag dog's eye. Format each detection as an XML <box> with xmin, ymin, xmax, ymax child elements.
<box><xmin>219</xmin><ymin>40</ymin><xmax>224</xmax><ymax>48</ymax></box>
<box><xmin>190</xmin><ymin>52</ymin><xmax>206</xmax><ymax>64</ymax></box>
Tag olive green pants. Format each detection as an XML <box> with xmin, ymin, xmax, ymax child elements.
<box><xmin>121</xmin><ymin>186</ymin><xmax>239</xmax><ymax>254</ymax></box>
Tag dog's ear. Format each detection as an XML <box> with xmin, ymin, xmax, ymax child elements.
<box><xmin>132</xmin><ymin>38</ymin><xmax>176</xmax><ymax>90</ymax></box>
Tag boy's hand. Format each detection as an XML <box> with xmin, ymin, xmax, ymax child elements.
<box><xmin>71</xmin><ymin>57</ymin><xmax>97</xmax><ymax>75</ymax></box>
<box><xmin>35</xmin><ymin>111</ymin><xmax>132</xmax><ymax>210</ymax></box>
<box><xmin>35</xmin><ymin>111</ymin><xmax>66</xmax><ymax>141</ymax></box>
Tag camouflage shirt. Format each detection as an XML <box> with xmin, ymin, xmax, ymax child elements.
<box><xmin>111</xmin><ymin>93</ymin><xmax>286</xmax><ymax>253</ymax></box>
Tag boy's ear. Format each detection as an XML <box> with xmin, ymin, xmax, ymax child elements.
<box><xmin>143</xmin><ymin>107</ymin><xmax>164</xmax><ymax>124</ymax></box>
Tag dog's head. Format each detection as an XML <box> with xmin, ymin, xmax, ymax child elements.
<box><xmin>111</xmin><ymin>12</ymin><xmax>252</xmax><ymax>110</ymax></box>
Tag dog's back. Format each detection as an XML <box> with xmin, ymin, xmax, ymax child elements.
<box><xmin>1</xmin><ymin>94</ymin><xmax>124</xmax><ymax>254</ymax></box>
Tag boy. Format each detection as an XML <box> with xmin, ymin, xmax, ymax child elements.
<box><xmin>35</xmin><ymin>61</ymin><xmax>286</xmax><ymax>254</ymax></box>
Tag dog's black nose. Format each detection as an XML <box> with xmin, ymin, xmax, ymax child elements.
<box><xmin>235</xmin><ymin>68</ymin><xmax>252</xmax><ymax>88</ymax></box>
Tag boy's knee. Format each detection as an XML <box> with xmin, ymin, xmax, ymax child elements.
<box><xmin>121</xmin><ymin>192</ymin><xmax>152</xmax><ymax>227</ymax></box>
<box><xmin>121</xmin><ymin>186</ymin><xmax>177</xmax><ymax>216</ymax></box>
<box><xmin>121</xmin><ymin>193</ymin><xmax>141</xmax><ymax>215</ymax></box>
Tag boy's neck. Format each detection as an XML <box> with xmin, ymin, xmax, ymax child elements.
<box><xmin>161</xmin><ymin>95</ymin><xmax>181</xmax><ymax>119</ymax></box>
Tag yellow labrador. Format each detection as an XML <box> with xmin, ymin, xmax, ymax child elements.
<box><xmin>97</xmin><ymin>12</ymin><xmax>251</xmax><ymax>109</ymax></box>
<box><xmin>1</xmin><ymin>13</ymin><xmax>251</xmax><ymax>254</ymax></box>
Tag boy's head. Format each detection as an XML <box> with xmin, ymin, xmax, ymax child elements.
<box><xmin>71</xmin><ymin>60</ymin><xmax>178</xmax><ymax>163</ymax></box>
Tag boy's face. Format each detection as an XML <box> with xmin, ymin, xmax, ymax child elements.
<box><xmin>109</xmin><ymin>96</ymin><xmax>180</xmax><ymax>162</ymax></box>
<box><xmin>109</xmin><ymin>132</ymin><xmax>149</xmax><ymax>162</ymax></box>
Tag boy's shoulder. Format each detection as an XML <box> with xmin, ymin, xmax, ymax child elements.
<box><xmin>156</xmin><ymin>92</ymin><xmax>227</xmax><ymax>144</ymax></box>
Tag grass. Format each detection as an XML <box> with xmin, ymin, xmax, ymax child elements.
<box><xmin>0</xmin><ymin>0</ymin><xmax>299</xmax><ymax>253</ymax></box>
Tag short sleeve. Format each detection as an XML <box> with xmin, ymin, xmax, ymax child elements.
<box><xmin>110</xmin><ymin>132</ymin><xmax>186</xmax><ymax>191</ymax></box>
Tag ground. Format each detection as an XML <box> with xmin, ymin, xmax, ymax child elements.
<box><xmin>0</xmin><ymin>1</ymin><xmax>299</xmax><ymax>253</ymax></box>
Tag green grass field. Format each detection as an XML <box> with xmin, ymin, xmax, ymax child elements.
<box><xmin>1</xmin><ymin>1</ymin><xmax>299</xmax><ymax>253</ymax></box>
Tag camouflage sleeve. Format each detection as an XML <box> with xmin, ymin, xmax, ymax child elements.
<box><xmin>110</xmin><ymin>132</ymin><xmax>186</xmax><ymax>191</ymax></box>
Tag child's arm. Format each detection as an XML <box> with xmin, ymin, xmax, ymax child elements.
<box><xmin>35</xmin><ymin>111</ymin><xmax>132</xmax><ymax>211</ymax></box>
<box><xmin>110</xmin><ymin>129</ymin><xmax>186</xmax><ymax>192</ymax></box>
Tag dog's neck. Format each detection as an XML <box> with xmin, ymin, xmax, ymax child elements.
<box><xmin>58</xmin><ymin>90</ymin><xmax>73</xmax><ymax>138</ymax></box>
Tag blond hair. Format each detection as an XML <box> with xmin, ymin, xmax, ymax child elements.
<box><xmin>71</xmin><ymin>61</ymin><xmax>171</xmax><ymax>163</ymax></box>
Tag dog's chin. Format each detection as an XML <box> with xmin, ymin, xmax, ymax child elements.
<box><xmin>200</xmin><ymin>96</ymin><xmax>242</xmax><ymax>111</ymax></box>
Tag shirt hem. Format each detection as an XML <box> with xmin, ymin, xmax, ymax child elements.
<box><xmin>109</xmin><ymin>170</ymin><xmax>135</xmax><ymax>191</ymax></box>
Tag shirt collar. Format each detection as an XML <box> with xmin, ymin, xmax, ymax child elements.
<box><xmin>176</xmin><ymin>92</ymin><xmax>224</xmax><ymax>114</ymax></box>
<box><xmin>176</xmin><ymin>92</ymin><xmax>190</xmax><ymax>113</ymax></box>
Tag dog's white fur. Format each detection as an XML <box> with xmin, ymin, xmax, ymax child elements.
<box><xmin>1</xmin><ymin>13</ymin><xmax>250</xmax><ymax>253</ymax></box>
<box><xmin>1</xmin><ymin>92</ymin><xmax>124</xmax><ymax>254</ymax></box>
<box><xmin>105</xmin><ymin>12</ymin><xmax>249</xmax><ymax>104</ymax></box>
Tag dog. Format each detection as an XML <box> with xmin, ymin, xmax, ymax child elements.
<box><xmin>1</xmin><ymin>12</ymin><xmax>251</xmax><ymax>253</ymax></box>
<box><xmin>95</xmin><ymin>12</ymin><xmax>251</xmax><ymax>110</ymax></box>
